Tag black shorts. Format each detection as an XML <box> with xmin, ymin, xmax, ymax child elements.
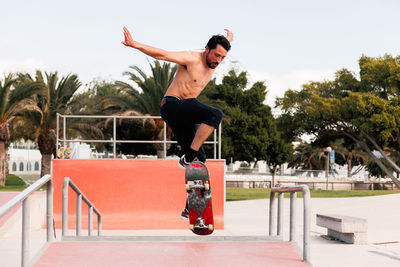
<box><xmin>159</xmin><ymin>96</ymin><xmax>223</xmax><ymax>158</ymax></box>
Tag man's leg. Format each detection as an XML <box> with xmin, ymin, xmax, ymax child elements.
<box><xmin>190</xmin><ymin>123</ymin><xmax>215</xmax><ymax>151</ymax></box>
<box><xmin>170</xmin><ymin>98</ymin><xmax>222</xmax><ymax>166</ymax></box>
<box><xmin>173</xmin><ymin>124</ymin><xmax>206</xmax><ymax>165</ymax></box>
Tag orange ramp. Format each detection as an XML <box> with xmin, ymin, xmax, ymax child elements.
<box><xmin>52</xmin><ymin>159</ymin><xmax>225</xmax><ymax>230</ymax></box>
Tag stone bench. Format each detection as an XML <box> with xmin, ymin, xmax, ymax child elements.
<box><xmin>316</xmin><ymin>214</ymin><xmax>368</xmax><ymax>244</ymax></box>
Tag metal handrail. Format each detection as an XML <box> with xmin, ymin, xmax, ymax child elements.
<box><xmin>62</xmin><ymin>177</ymin><xmax>102</xmax><ymax>237</ymax></box>
<box><xmin>269</xmin><ymin>185</ymin><xmax>311</xmax><ymax>262</ymax></box>
<box><xmin>56</xmin><ymin>113</ymin><xmax>222</xmax><ymax>159</ymax></box>
<box><xmin>0</xmin><ymin>174</ymin><xmax>53</xmax><ymax>267</ymax></box>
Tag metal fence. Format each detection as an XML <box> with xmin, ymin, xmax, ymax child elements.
<box><xmin>0</xmin><ymin>175</ymin><xmax>53</xmax><ymax>267</ymax></box>
<box><xmin>269</xmin><ymin>185</ymin><xmax>311</xmax><ymax>262</ymax></box>
<box><xmin>56</xmin><ymin>113</ymin><xmax>222</xmax><ymax>159</ymax></box>
<box><xmin>62</xmin><ymin>177</ymin><xmax>102</xmax><ymax>237</ymax></box>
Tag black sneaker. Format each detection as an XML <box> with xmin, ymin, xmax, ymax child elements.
<box><xmin>178</xmin><ymin>155</ymin><xmax>199</xmax><ymax>170</ymax></box>
<box><xmin>180</xmin><ymin>208</ymin><xmax>189</xmax><ymax>221</ymax></box>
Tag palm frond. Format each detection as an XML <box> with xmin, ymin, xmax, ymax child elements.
<box><xmin>68</xmin><ymin>122</ymin><xmax>104</xmax><ymax>140</ymax></box>
<box><xmin>0</xmin><ymin>74</ymin><xmax>15</xmax><ymax>119</ymax></box>
<box><xmin>6</xmin><ymin>99</ymin><xmax>43</xmax><ymax>122</ymax></box>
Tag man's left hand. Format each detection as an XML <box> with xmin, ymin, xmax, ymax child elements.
<box><xmin>224</xmin><ymin>29</ymin><xmax>233</xmax><ymax>42</ymax></box>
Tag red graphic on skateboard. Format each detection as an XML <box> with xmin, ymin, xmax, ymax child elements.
<box><xmin>185</xmin><ymin>161</ymin><xmax>214</xmax><ymax>235</ymax></box>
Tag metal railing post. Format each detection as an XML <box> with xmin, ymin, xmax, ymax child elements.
<box><xmin>269</xmin><ymin>185</ymin><xmax>311</xmax><ymax>262</ymax></box>
<box><xmin>213</xmin><ymin>129</ymin><xmax>217</xmax><ymax>159</ymax></box>
<box><xmin>163</xmin><ymin>121</ymin><xmax>167</xmax><ymax>158</ymax></box>
<box><xmin>46</xmin><ymin>180</ymin><xmax>54</xmax><ymax>242</ymax></box>
<box><xmin>62</xmin><ymin>177</ymin><xmax>69</xmax><ymax>236</ymax></box>
<box><xmin>76</xmin><ymin>194</ymin><xmax>82</xmax><ymax>236</ymax></box>
<box><xmin>218</xmin><ymin>123</ymin><xmax>222</xmax><ymax>159</ymax></box>
<box><xmin>63</xmin><ymin>116</ymin><xmax>66</xmax><ymax>147</ymax></box>
<box><xmin>98</xmin><ymin>215</ymin><xmax>102</xmax><ymax>236</ymax></box>
<box><xmin>21</xmin><ymin>197</ymin><xmax>30</xmax><ymax>267</ymax></box>
<box><xmin>113</xmin><ymin>117</ymin><xmax>116</xmax><ymax>158</ymax></box>
<box><xmin>269</xmin><ymin>191</ymin><xmax>276</xmax><ymax>235</ymax></box>
<box><xmin>56</xmin><ymin>113</ymin><xmax>59</xmax><ymax>148</ymax></box>
<box><xmin>290</xmin><ymin>191</ymin><xmax>297</xmax><ymax>242</ymax></box>
<box><xmin>277</xmin><ymin>192</ymin><xmax>284</xmax><ymax>236</ymax></box>
<box><xmin>88</xmin><ymin>206</ymin><xmax>93</xmax><ymax>236</ymax></box>
<box><xmin>303</xmin><ymin>186</ymin><xmax>311</xmax><ymax>261</ymax></box>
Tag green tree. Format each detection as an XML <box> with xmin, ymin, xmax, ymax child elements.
<box><xmin>366</xmin><ymin>158</ymin><xmax>393</xmax><ymax>179</ymax></box>
<box><xmin>13</xmin><ymin>71</ymin><xmax>102</xmax><ymax>176</ymax></box>
<box><xmin>267</xmin><ymin>135</ymin><xmax>293</xmax><ymax>186</ymax></box>
<box><xmin>276</xmin><ymin>54</ymin><xmax>400</xmax><ymax>186</ymax></box>
<box><xmin>102</xmin><ymin>61</ymin><xmax>177</xmax><ymax>158</ymax></box>
<box><xmin>0</xmin><ymin>74</ymin><xmax>41</xmax><ymax>185</ymax></box>
<box><xmin>201</xmin><ymin>70</ymin><xmax>290</xmax><ymax>167</ymax></box>
<box><xmin>69</xmin><ymin>80</ymin><xmax>125</xmax><ymax>154</ymax></box>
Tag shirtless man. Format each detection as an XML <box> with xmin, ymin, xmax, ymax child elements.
<box><xmin>122</xmin><ymin>27</ymin><xmax>232</xmax><ymax>220</ymax></box>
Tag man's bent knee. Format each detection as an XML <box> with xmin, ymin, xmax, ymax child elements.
<box><xmin>208</xmin><ymin>108</ymin><xmax>223</xmax><ymax>128</ymax></box>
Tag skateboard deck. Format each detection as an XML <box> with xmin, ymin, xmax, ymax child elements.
<box><xmin>185</xmin><ymin>161</ymin><xmax>214</xmax><ymax>235</ymax></box>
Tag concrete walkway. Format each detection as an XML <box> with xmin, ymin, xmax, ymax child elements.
<box><xmin>2</xmin><ymin>192</ymin><xmax>400</xmax><ymax>266</ymax></box>
<box><xmin>224</xmin><ymin>193</ymin><xmax>400</xmax><ymax>267</ymax></box>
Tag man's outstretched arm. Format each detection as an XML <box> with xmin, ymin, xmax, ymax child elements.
<box><xmin>122</xmin><ymin>27</ymin><xmax>195</xmax><ymax>66</ymax></box>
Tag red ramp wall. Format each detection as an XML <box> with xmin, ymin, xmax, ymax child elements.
<box><xmin>52</xmin><ymin>160</ymin><xmax>225</xmax><ymax>230</ymax></box>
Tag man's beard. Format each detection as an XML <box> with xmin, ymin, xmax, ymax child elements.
<box><xmin>206</xmin><ymin>52</ymin><xmax>219</xmax><ymax>69</ymax></box>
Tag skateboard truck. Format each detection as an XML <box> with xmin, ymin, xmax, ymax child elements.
<box><xmin>185</xmin><ymin>180</ymin><xmax>210</xmax><ymax>191</ymax></box>
<box><xmin>189</xmin><ymin>217</ymin><xmax>214</xmax><ymax>231</ymax></box>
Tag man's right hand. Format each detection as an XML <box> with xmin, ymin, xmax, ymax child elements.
<box><xmin>121</xmin><ymin>26</ymin><xmax>136</xmax><ymax>48</ymax></box>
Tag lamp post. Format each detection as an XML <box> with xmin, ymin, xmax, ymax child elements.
<box><xmin>325</xmin><ymin>147</ymin><xmax>332</xmax><ymax>190</ymax></box>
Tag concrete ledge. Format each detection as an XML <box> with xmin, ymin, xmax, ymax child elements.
<box><xmin>317</xmin><ymin>214</ymin><xmax>368</xmax><ymax>244</ymax></box>
<box><xmin>327</xmin><ymin>229</ymin><xmax>368</xmax><ymax>245</ymax></box>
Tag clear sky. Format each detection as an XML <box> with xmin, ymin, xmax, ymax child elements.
<box><xmin>1</xmin><ymin>0</ymin><xmax>399</xmax><ymax>107</ymax></box>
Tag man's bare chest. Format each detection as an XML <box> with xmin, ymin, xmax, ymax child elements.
<box><xmin>182</xmin><ymin>65</ymin><xmax>214</xmax><ymax>86</ymax></box>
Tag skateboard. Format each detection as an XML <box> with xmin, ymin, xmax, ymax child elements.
<box><xmin>185</xmin><ymin>161</ymin><xmax>214</xmax><ymax>235</ymax></box>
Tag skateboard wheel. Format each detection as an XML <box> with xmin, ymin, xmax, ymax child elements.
<box><xmin>208</xmin><ymin>224</ymin><xmax>214</xmax><ymax>231</ymax></box>
<box><xmin>189</xmin><ymin>224</ymin><xmax>194</xmax><ymax>230</ymax></box>
<box><xmin>185</xmin><ymin>184</ymin><xmax>190</xmax><ymax>191</ymax></box>
<box><xmin>205</xmin><ymin>183</ymin><xmax>210</xmax><ymax>191</ymax></box>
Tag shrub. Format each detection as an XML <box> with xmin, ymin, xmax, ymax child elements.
<box><xmin>5</xmin><ymin>174</ymin><xmax>26</xmax><ymax>186</ymax></box>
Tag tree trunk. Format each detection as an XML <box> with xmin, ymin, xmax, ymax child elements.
<box><xmin>38</xmin><ymin>129</ymin><xmax>56</xmax><ymax>177</ymax></box>
<box><xmin>156</xmin><ymin>149</ymin><xmax>164</xmax><ymax>159</ymax></box>
<box><xmin>346</xmin><ymin>132</ymin><xmax>400</xmax><ymax>187</ymax></box>
<box><xmin>272</xmin><ymin>165</ymin><xmax>278</xmax><ymax>187</ymax></box>
<box><xmin>0</xmin><ymin>141</ymin><xmax>6</xmax><ymax>186</ymax></box>
<box><xmin>361</xmin><ymin>130</ymin><xmax>400</xmax><ymax>174</ymax></box>
<box><xmin>347</xmin><ymin>153</ymin><xmax>352</xmax><ymax>178</ymax></box>
<box><xmin>40</xmin><ymin>154</ymin><xmax>52</xmax><ymax>177</ymax></box>
<box><xmin>5</xmin><ymin>150</ymin><xmax>9</xmax><ymax>175</ymax></box>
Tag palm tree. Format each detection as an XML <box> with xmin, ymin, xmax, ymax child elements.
<box><xmin>103</xmin><ymin>61</ymin><xmax>177</xmax><ymax>158</ymax></box>
<box><xmin>0</xmin><ymin>74</ymin><xmax>42</xmax><ymax>185</ymax></box>
<box><xmin>288</xmin><ymin>141</ymin><xmax>325</xmax><ymax>177</ymax></box>
<box><xmin>14</xmin><ymin>71</ymin><xmax>103</xmax><ymax>177</ymax></box>
<box><xmin>332</xmin><ymin>140</ymin><xmax>368</xmax><ymax>177</ymax></box>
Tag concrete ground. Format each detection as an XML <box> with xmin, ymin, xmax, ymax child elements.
<box><xmin>226</xmin><ymin>194</ymin><xmax>400</xmax><ymax>267</ymax></box>
<box><xmin>1</xmin><ymin>192</ymin><xmax>400</xmax><ymax>266</ymax></box>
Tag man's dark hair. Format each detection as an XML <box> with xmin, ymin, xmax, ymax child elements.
<box><xmin>206</xmin><ymin>35</ymin><xmax>231</xmax><ymax>52</ymax></box>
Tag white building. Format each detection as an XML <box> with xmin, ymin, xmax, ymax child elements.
<box><xmin>8</xmin><ymin>141</ymin><xmax>41</xmax><ymax>175</ymax></box>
